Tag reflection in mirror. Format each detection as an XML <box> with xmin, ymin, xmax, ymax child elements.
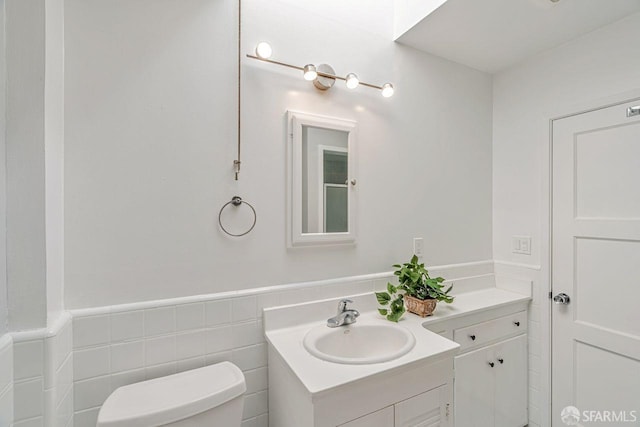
<box><xmin>287</xmin><ymin>111</ymin><xmax>357</xmax><ymax>247</ymax></box>
<box><xmin>302</xmin><ymin>126</ymin><xmax>348</xmax><ymax>234</ymax></box>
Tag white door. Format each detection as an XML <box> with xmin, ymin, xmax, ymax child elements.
<box><xmin>454</xmin><ymin>346</ymin><xmax>495</xmax><ymax>426</ymax></box>
<box><xmin>493</xmin><ymin>335</ymin><xmax>528</xmax><ymax>427</ymax></box>
<box><xmin>552</xmin><ymin>99</ymin><xmax>640</xmax><ymax>426</ymax></box>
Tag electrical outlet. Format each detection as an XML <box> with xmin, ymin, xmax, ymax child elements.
<box><xmin>413</xmin><ymin>237</ymin><xmax>424</xmax><ymax>257</ymax></box>
<box><xmin>512</xmin><ymin>236</ymin><xmax>532</xmax><ymax>255</ymax></box>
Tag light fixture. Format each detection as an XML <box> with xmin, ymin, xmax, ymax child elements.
<box><xmin>381</xmin><ymin>83</ymin><xmax>394</xmax><ymax>98</ymax></box>
<box><xmin>255</xmin><ymin>41</ymin><xmax>272</xmax><ymax>59</ymax></box>
<box><xmin>247</xmin><ymin>43</ymin><xmax>394</xmax><ymax>97</ymax></box>
<box><xmin>345</xmin><ymin>73</ymin><xmax>359</xmax><ymax>89</ymax></box>
<box><xmin>303</xmin><ymin>64</ymin><xmax>318</xmax><ymax>81</ymax></box>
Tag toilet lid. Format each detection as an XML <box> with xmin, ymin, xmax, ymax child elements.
<box><xmin>97</xmin><ymin>361</ymin><xmax>246</xmax><ymax>427</ymax></box>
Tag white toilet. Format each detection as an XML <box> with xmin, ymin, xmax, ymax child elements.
<box><xmin>96</xmin><ymin>361</ymin><xmax>246</xmax><ymax>426</ymax></box>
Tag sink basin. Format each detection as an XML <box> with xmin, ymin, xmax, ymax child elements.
<box><xmin>303</xmin><ymin>323</ymin><xmax>416</xmax><ymax>364</ymax></box>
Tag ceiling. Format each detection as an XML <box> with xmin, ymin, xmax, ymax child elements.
<box><xmin>395</xmin><ymin>0</ymin><xmax>640</xmax><ymax>73</ymax></box>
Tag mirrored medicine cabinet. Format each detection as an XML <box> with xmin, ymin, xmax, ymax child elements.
<box><xmin>287</xmin><ymin>111</ymin><xmax>357</xmax><ymax>247</ymax></box>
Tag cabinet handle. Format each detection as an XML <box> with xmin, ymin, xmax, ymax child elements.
<box><xmin>497</xmin><ymin>358</ymin><xmax>504</xmax><ymax>364</ymax></box>
<box><xmin>488</xmin><ymin>362</ymin><xmax>495</xmax><ymax>368</ymax></box>
<box><xmin>469</xmin><ymin>334</ymin><xmax>476</xmax><ymax>341</ymax></box>
<box><xmin>514</xmin><ymin>321</ymin><xmax>520</xmax><ymax>327</ymax></box>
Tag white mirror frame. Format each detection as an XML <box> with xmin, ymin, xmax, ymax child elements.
<box><xmin>287</xmin><ymin>111</ymin><xmax>357</xmax><ymax>247</ymax></box>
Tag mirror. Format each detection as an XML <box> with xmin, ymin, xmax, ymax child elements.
<box><xmin>287</xmin><ymin>111</ymin><xmax>357</xmax><ymax>247</ymax></box>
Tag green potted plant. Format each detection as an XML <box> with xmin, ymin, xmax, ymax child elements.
<box><xmin>376</xmin><ymin>255</ymin><xmax>454</xmax><ymax>322</ymax></box>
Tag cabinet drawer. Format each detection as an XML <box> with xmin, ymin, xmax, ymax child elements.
<box><xmin>453</xmin><ymin>311</ymin><xmax>526</xmax><ymax>351</ymax></box>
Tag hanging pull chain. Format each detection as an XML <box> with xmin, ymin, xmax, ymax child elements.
<box><xmin>234</xmin><ymin>0</ymin><xmax>242</xmax><ymax>180</ymax></box>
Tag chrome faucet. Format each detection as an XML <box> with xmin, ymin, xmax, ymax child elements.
<box><xmin>327</xmin><ymin>299</ymin><xmax>360</xmax><ymax>328</ymax></box>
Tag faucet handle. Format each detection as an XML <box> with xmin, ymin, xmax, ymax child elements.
<box><xmin>337</xmin><ymin>299</ymin><xmax>353</xmax><ymax>313</ymax></box>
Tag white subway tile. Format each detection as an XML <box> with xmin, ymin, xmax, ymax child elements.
<box><xmin>14</xmin><ymin>340</ymin><xmax>44</xmax><ymax>381</ymax></box>
<box><xmin>176</xmin><ymin>303</ymin><xmax>205</xmax><ymax>331</ymax></box>
<box><xmin>242</xmin><ymin>390</ymin><xmax>268</xmax><ymax>420</ymax></box>
<box><xmin>205</xmin><ymin>326</ymin><xmax>233</xmax><ymax>354</ymax></box>
<box><xmin>111</xmin><ymin>341</ymin><xmax>144</xmax><ymax>372</ymax></box>
<box><xmin>74</xmin><ymin>346</ymin><xmax>110</xmax><ymax>381</ymax></box>
<box><xmin>110</xmin><ymin>310</ymin><xmax>144</xmax><ymax>343</ymax></box>
<box><xmin>55</xmin><ymin>386</ymin><xmax>73</xmax><ymax>427</ymax></box>
<box><xmin>55</xmin><ymin>355</ymin><xmax>73</xmax><ymax>408</ymax></box>
<box><xmin>232</xmin><ymin>344</ymin><xmax>267</xmax><ymax>371</ymax></box>
<box><xmin>0</xmin><ymin>345</ymin><xmax>13</xmax><ymax>392</ymax></box>
<box><xmin>145</xmin><ymin>362</ymin><xmax>176</xmax><ymax>381</ymax></box>
<box><xmin>43</xmin><ymin>388</ymin><xmax>55</xmax><ymax>426</ymax></box>
<box><xmin>529</xmin><ymin>369</ymin><xmax>541</xmax><ymax>391</ymax></box>
<box><xmin>232</xmin><ymin>321</ymin><xmax>264</xmax><ymax>348</ymax></box>
<box><xmin>204</xmin><ymin>351</ymin><xmax>232</xmax><ymax>367</ymax></box>
<box><xmin>14</xmin><ymin>378</ymin><xmax>44</xmax><ymax>421</ymax></box>
<box><xmin>0</xmin><ymin>385</ymin><xmax>13</xmax><ymax>427</ymax></box>
<box><xmin>529</xmin><ymin>404</ymin><xmax>541</xmax><ymax>425</ymax></box>
<box><xmin>73</xmin><ymin>315</ymin><xmax>110</xmax><ymax>349</ymax></box>
<box><xmin>256</xmin><ymin>293</ymin><xmax>280</xmax><ymax>318</ymax></box>
<box><xmin>74</xmin><ymin>407</ymin><xmax>100</xmax><ymax>427</ymax></box>
<box><xmin>51</xmin><ymin>320</ymin><xmax>72</xmax><ymax>372</ymax></box>
<box><xmin>177</xmin><ymin>356</ymin><xmax>206</xmax><ymax>373</ymax></box>
<box><xmin>144</xmin><ymin>307</ymin><xmax>176</xmax><ymax>337</ymax></box>
<box><xmin>244</xmin><ymin>367</ymin><xmax>268</xmax><ymax>394</ymax></box>
<box><xmin>74</xmin><ymin>375</ymin><xmax>110</xmax><ymax>411</ymax></box>
<box><xmin>205</xmin><ymin>300</ymin><xmax>231</xmax><ymax>327</ymax></box>
<box><xmin>175</xmin><ymin>331</ymin><xmax>206</xmax><ymax>360</ymax></box>
<box><xmin>110</xmin><ymin>369</ymin><xmax>145</xmax><ymax>392</ymax></box>
<box><xmin>145</xmin><ymin>336</ymin><xmax>176</xmax><ymax>366</ymax></box>
<box><xmin>255</xmin><ymin>413</ymin><xmax>269</xmax><ymax>427</ymax></box>
<box><xmin>232</xmin><ymin>297</ymin><xmax>257</xmax><ymax>323</ymax></box>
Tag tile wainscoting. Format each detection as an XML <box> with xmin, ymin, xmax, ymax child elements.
<box><xmin>9</xmin><ymin>313</ymin><xmax>73</xmax><ymax>427</ymax></box>
<box><xmin>67</xmin><ymin>261</ymin><xmax>494</xmax><ymax>427</ymax></box>
<box><xmin>0</xmin><ymin>335</ymin><xmax>13</xmax><ymax>426</ymax></box>
<box><xmin>4</xmin><ymin>260</ymin><xmax>511</xmax><ymax>427</ymax></box>
<box><xmin>495</xmin><ymin>261</ymin><xmax>545</xmax><ymax>427</ymax></box>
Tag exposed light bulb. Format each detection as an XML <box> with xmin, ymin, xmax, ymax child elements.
<box><xmin>345</xmin><ymin>73</ymin><xmax>359</xmax><ymax>89</ymax></box>
<box><xmin>303</xmin><ymin>64</ymin><xmax>318</xmax><ymax>81</ymax></box>
<box><xmin>255</xmin><ymin>42</ymin><xmax>273</xmax><ymax>59</ymax></box>
<box><xmin>381</xmin><ymin>83</ymin><xmax>394</xmax><ymax>98</ymax></box>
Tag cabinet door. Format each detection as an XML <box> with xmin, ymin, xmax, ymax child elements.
<box><xmin>338</xmin><ymin>406</ymin><xmax>394</xmax><ymax>427</ymax></box>
<box><xmin>395</xmin><ymin>385</ymin><xmax>451</xmax><ymax>427</ymax></box>
<box><xmin>493</xmin><ymin>334</ymin><xmax>527</xmax><ymax>427</ymax></box>
<box><xmin>454</xmin><ymin>346</ymin><xmax>495</xmax><ymax>426</ymax></box>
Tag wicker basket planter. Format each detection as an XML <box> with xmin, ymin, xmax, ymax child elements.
<box><xmin>405</xmin><ymin>296</ymin><xmax>437</xmax><ymax>317</ymax></box>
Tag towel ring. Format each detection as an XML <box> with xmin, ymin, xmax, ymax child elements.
<box><xmin>218</xmin><ymin>196</ymin><xmax>257</xmax><ymax>237</ymax></box>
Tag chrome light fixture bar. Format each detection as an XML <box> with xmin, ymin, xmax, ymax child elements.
<box><xmin>247</xmin><ymin>42</ymin><xmax>394</xmax><ymax>97</ymax></box>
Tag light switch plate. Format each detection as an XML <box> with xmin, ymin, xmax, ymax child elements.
<box><xmin>512</xmin><ymin>236</ymin><xmax>531</xmax><ymax>255</ymax></box>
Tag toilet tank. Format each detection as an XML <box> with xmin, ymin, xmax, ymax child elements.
<box><xmin>97</xmin><ymin>361</ymin><xmax>246</xmax><ymax>427</ymax></box>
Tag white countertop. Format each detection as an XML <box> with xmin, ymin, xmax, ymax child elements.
<box><xmin>264</xmin><ymin>286</ymin><xmax>531</xmax><ymax>396</ymax></box>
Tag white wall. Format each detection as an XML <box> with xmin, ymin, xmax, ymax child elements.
<box><xmin>64</xmin><ymin>0</ymin><xmax>493</xmax><ymax>309</ymax></box>
<box><xmin>493</xmin><ymin>12</ymin><xmax>640</xmax><ymax>427</ymax></box>
<box><xmin>44</xmin><ymin>0</ymin><xmax>65</xmax><ymax>323</ymax></box>
<box><xmin>0</xmin><ymin>0</ymin><xmax>8</xmax><ymax>335</ymax></box>
<box><xmin>6</xmin><ymin>0</ymin><xmax>48</xmax><ymax>330</ymax></box>
<box><xmin>493</xmin><ymin>12</ymin><xmax>640</xmax><ymax>265</ymax></box>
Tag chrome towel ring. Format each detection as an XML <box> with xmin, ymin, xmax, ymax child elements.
<box><xmin>218</xmin><ymin>196</ymin><xmax>257</xmax><ymax>237</ymax></box>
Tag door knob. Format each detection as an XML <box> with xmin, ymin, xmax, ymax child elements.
<box><xmin>553</xmin><ymin>293</ymin><xmax>571</xmax><ymax>305</ymax></box>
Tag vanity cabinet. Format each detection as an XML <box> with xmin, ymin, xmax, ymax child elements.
<box><xmin>339</xmin><ymin>385</ymin><xmax>451</xmax><ymax>427</ymax></box>
<box><xmin>454</xmin><ymin>311</ymin><xmax>527</xmax><ymax>427</ymax></box>
<box><xmin>424</xmin><ymin>308</ymin><xmax>528</xmax><ymax>427</ymax></box>
<box><xmin>455</xmin><ymin>335</ymin><xmax>527</xmax><ymax>427</ymax></box>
